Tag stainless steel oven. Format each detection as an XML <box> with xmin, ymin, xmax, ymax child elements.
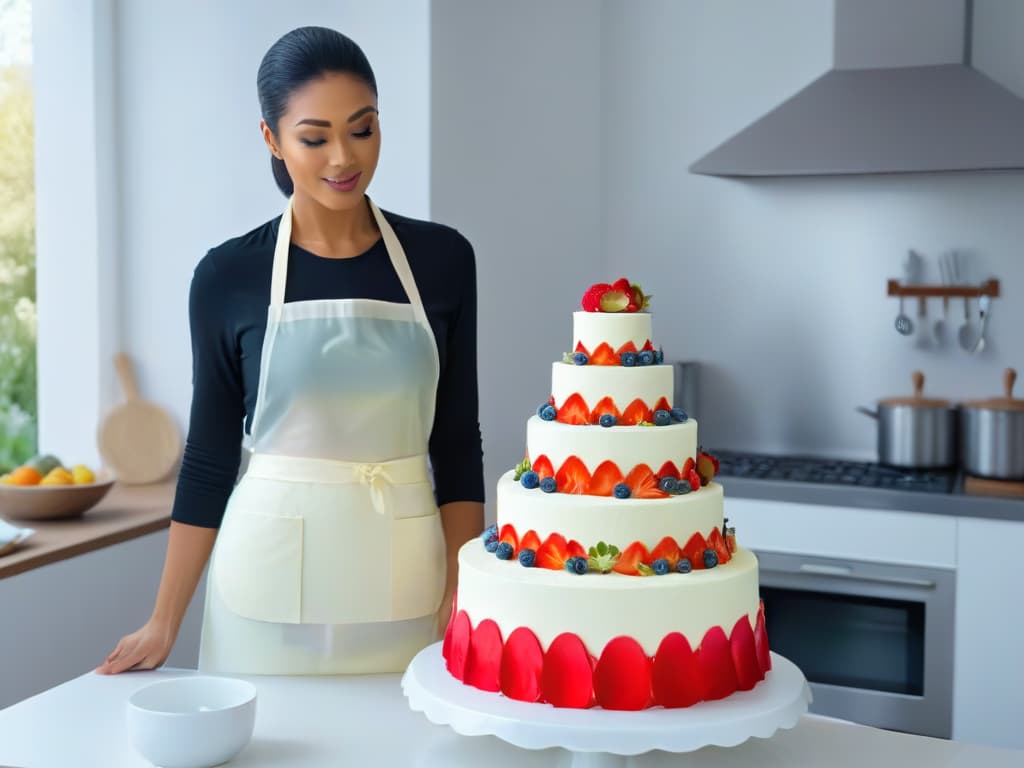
<box><xmin>754</xmin><ymin>550</ymin><xmax>955</xmax><ymax>738</ymax></box>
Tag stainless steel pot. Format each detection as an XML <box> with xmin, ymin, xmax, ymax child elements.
<box><xmin>960</xmin><ymin>368</ymin><xmax>1024</xmax><ymax>480</ymax></box>
<box><xmin>857</xmin><ymin>371</ymin><xmax>957</xmax><ymax>469</ymax></box>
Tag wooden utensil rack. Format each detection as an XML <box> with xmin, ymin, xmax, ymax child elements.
<box><xmin>887</xmin><ymin>278</ymin><xmax>1000</xmax><ymax>298</ymax></box>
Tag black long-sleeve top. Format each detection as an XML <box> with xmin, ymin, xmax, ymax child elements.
<box><xmin>170</xmin><ymin>209</ymin><xmax>485</xmax><ymax>528</ymax></box>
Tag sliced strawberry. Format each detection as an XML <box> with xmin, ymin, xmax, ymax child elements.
<box><xmin>536</xmin><ymin>532</ymin><xmax>570</xmax><ymax>570</ymax></box>
<box><xmin>626</xmin><ymin>302</ymin><xmax>638</xmax><ymax>312</ymax></box>
<box><xmin>656</xmin><ymin>460</ymin><xmax>680</xmax><ymax>481</ymax></box>
<box><xmin>621</xmin><ymin>399</ymin><xmax>653</xmax><ymax>425</ymax></box>
<box><xmin>686</xmin><ymin>468</ymin><xmax>702</xmax><ymax>491</ymax></box>
<box><xmin>599</xmin><ymin>289</ymin><xmax>630</xmax><ymax>313</ymax></box>
<box><xmin>588</xmin><ymin>342</ymin><xmax>619</xmax><ymax>365</ymax></box>
<box><xmin>532</xmin><ymin>454</ymin><xmax>555</xmax><ymax>480</ymax></box>
<box><xmin>581</xmin><ymin>283</ymin><xmax>611</xmax><ymax>312</ymax></box>
<box><xmin>652</xmin><ymin>632</ymin><xmax>702</xmax><ymax>708</ymax></box>
<box><xmin>556</xmin><ymin>455</ymin><xmax>592</xmax><ymax>495</ymax></box>
<box><xmin>612</xmin><ymin>541</ymin><xmax>651</xmax><ymax>575</ymax></box>
<box><xmin>696</xmin><ymin>453</ymin><xmax>717</xmax><ymax>486</ymax></box>
<box><xmin>681</xmin><ymin>457</ymin><xmax>695</xmax><ymax>476</ymax></box>
<box><xmin>590</xmin><ymin>397</ymin><xmax>621</xmax><ymax>425</ymax></box>
<box><xmin>653</xmin><ymin>396</ymin><xmax>671</xmax><ymax>413</ymax></box>
<box><xmin>519</xmin><ymin>529</ymin><xmax>542</xmax><ymax>553</ymax></box>
<box><xmin>615</xmin><ymin>341</ymin><xmax>638</xmax><ymax>356</ymax></box>
<box><xmin>641</xmin><ymin>339</ymin><xmax>655</xmax><ymax>352</ymax></box>
<box><xmin>707</xmin><ymin>527</ymin><xmax>731</xmax><ymax>564</ymax></box>
<box><xmin>567</xmin><ymin>539</ymin><xmax>587</xmax><ymax>560</ymax></box>
<box><xmin>682</xmin><ymin>532</ymin><xmax>708</xmax><ymax>568</ymax></box>
<box><xmin>612</xmin><ymin>277</ymin><xmax>631</xmax><ymax>293</ymax></box>
<box><xmin>574</xmin><ymin>340</ymin><xmax>589</xmax><ymax>355</ymax></box>
<box><xmin>557</xmin><ymin>393</ymin><xmax>591</xmax><ymax>425</ymax></box>
<box><xmin>650</xmin><ymin>536</ymin><xmax>681</xmax><ymax>569</ymax></box>
<box><xmin>498</xmin><ymin>523</ymin><xmax>519</xmax><ymax>552</ymax></box>
<box><xmin>588</xmin><ymin>460</ymin><xmax>624</xmax><ymax>496</ymax></box>
<box><xmin>623</xmin><ymin>464</ymin><xmax>667</xmax><ymax>499</ymax></box>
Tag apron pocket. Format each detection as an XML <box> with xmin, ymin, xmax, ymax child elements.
<box><xmin>213</xmin><ymin>512</ymin><xmax>303</xmax><ymax>624</ymax></box>
<box><xmin>390</xmin><ymin>512</ymin><xmax>446</xmax><ymax>621</ymax></box>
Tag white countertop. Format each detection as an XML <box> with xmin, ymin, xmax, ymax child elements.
<box><xmin>0</xmin><ymin>666</ymin><xmax>1021</xmax><ymax>768</ymax></box>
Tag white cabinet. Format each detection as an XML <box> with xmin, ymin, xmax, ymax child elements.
<box><xmin>0</xmin><ymin>530</ymin><xmax>206</xmax><ymax>710</ymax></box>
<box><xmin>953</xmin><ymin>517</ymin><xmax>1024</xmax><ymax>750</ymax></box>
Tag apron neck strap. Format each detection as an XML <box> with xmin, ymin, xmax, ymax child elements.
<box><xmin>270</xmin><ymin>196</ymin><xmax>429</xmax><ymax>328</ymax></box>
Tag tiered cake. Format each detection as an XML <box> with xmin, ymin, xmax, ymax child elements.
<box><xmin>443</xmin><ymin>279</ymin><xmax>770</xmax><ymax>710</ymax></box>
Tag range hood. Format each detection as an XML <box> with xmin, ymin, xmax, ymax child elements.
<box><xmin>690</xmin><ymin>0</ymin><xmax>1024</xmax><ymax>177</ymax></box>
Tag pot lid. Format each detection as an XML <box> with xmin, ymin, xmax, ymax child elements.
<box><xmin>879</xmin><ymin>371</ymin><xmax>951</xmax><ymax>408</ymax></box>
<box><xmin>962</xmin><ymin>368</ymin><xmax>1024</xmax><ymax>411</ymax></box>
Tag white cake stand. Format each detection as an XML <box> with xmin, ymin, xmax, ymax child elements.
<box><xmin>402</xmin><ymin>643</ymin><xmax>811</xmax><ymax>768</ymax></box>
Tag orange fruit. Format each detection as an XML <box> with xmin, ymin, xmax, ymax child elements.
<box><xmin>8</xmin><ymin>466</ymin><xmax>43</xmax><ymax>486</ymax></box>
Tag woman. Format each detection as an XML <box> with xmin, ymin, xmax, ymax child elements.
<box><xmin>97</xmin><ymin>27</ymin><xmax>484</xmax><ymax>675</ymax></box>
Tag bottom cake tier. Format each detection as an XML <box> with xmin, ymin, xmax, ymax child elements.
<box><xmin>444</xmin><ymin>542</ymin><xmax>771</xmax><ymax>710</ymax></box>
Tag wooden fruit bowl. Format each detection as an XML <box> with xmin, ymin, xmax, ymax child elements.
<box><xmin>0</xmin><ymin>474</ymin><xmax>116</xmax><ymax>521</ymax></box>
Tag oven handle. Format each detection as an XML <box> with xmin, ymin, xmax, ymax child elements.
<box><xmin>790</xmin><ymin>562</ymin><xmax>936</xmax><ymax>588</ymax></box>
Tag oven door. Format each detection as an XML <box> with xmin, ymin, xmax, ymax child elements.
<box><xmin>754</xmin><ymin>550</ymin><xmax>955</xmax><ymax>738</ymax></box>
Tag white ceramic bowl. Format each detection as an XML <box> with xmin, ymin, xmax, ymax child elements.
<box><xmin>126</xmin><ymin>676</ymin><xmax>257</xmax><ymax>768</ymax></box>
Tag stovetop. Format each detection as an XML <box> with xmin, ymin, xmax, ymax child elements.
<box><xmin>712</xmin><ymin>450</ymin><xmax>958</xmax><ymax>494</ymax></box>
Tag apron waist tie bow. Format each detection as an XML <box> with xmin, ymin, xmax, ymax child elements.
<box><xmin>354</xmin><ymin>463</ymin><xmax>392</xmax><ymax>516</ymax></box>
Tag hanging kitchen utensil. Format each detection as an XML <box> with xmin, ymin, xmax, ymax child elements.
<box><xmin>97</xmin><ymin>353</ymin><xmax>182</xmax><ymax>484</ymax></box>
<box><xmin>856</xmin><ymin>370</ymin><xmax>957</xmax><ymax>469</ymax></box>
<box><xmin>960</xmin><ymin>368</ymin><xmax>1024</xmax><ymax>481</ymax></box>
<box><xmin>957</xmin><ymin>296</ymin><xmax>976</xmax><ymax>351</ymax></box>
<box><xmin>970</xmin><ymin>294</ymin><xmax>991</xmax><ymax>354</ymax></box>
<box><xmin>895</xmin><ymin>296</ymin><xmax>914</xmax><ymax>336</ymax></box>
<box><xmin>933</xmin><ymin>255</ymin><xmax>949</xmax><ymax>345</ymax></box>
<box><xmin>914</xmin><ymin>297</ymin><xmax>931</xmax><ymax>349</ymax></box>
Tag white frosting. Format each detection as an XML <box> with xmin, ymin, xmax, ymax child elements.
<box><xmin>527</xmin><ymin>418</ymin><xmax>696</xmax><ymax>477</ymax></box>
<box><xmin>573</xmin><ymin>311</ymin><xmax>652</xmax><ymax>355</ymax></box>
<box><xmin>551</xmin><ymin>363</ymin><xmax>673</xmax><ymax>415</ymax></box>
<box><xmin>497</xmin><ymin>470</ymin><xmax>722</xmax><ymax>547</ymax></box>
<box><xmin>457</xmin><ymin>542</ymin><xmax>762</xmax><ymax>654</ymax></box>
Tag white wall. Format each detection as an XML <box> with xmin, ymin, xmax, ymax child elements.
<box><xmin>430</xmin><ymin>0</ymin><xmax>604</xmax><ymax>514</ymax></box>
<box><xmin>601</xmin><ymin>0</ymin><xmax>1024</xmax><ymax>458</ymax></box>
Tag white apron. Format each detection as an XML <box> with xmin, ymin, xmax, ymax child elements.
<box><xmin>197</xmin><ymin>196</ymin><xmax>446</xmax><ymax>675</ymax></box>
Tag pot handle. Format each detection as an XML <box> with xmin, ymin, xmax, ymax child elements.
<box><xmin>856</xmin><ymin>406</ymin><xmax>879</xmax><ymax>419</ymax></box>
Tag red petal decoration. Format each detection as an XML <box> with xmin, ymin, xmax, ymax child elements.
<box><xmin>446</xmin><ymin>610</ymin><xmax>472</xmax><ymax>682</ymax></box>
<box><xmin>556</xmin><ymin>455</ymin><xmax>592</xmax><ymax>494</ymax></box>
<box><xmin>593</xmin><ymin>637</ymin><xmax>653</xmax><ymax>710</ymax></box>
<box><xmin>536</xmin><ymin>532</ymin><xmax>570</xmax><ymax>570</ymax></box>
<box><xmin>464</xmin><ymin>619</ymin><xmax>504</xmax><ymax>692</ymax></box>
<box><xmin>532</xmin><ymin>454</ymin><xmax>555</xmax><ymax>480</ymax></box>
<box><xmin>591</xmin><ymin>397</ymin><xmax>622</xmax><ymax>423</ymax></box>
<box><xmin>656</xmin><ymin>460</ymin><xmax>680</xmax><ymax>481</ymax></box>
<box><xmin>650</xmin><ymin>536</ymin><xmax>681</xmax><ymax>569</ymax></box>
<box><xmin>589</xmin><ymin>342</ymin><xmax>620</xmax><ymax>365</ymax></box>
<box><xmin>557</xmin><ymin>393</ymin><xmax>591</xmax><ymax>426</ymax></box>
<box><xmin>623</xmin><ymin>464</ymin><xmax>667</xmax><ymax>499</ymax></box>
<box><xmin>501</xmin><ymin>627</ymin><xmax>544</xmax><ymax>702</ymax></box>
<box><xmin>498</xmin><ymin>524</ymin><xmax>518</xmax><ymax>552</ymax></box>
<box><xmin>698</xmin><ymin>626</ymin><xmax>739</xmax><ymax>701</ymax></box>
<box><xmin>519</xmin><ymin>529</ymin><xmax>542</xmax><ymax>553</ymax></box>
<box><xmin>707</xmin><ymin>527</ymin><xmax>732</xmax><ymax>565</ymax></box>
<box><xmin>542</xmin><ymin>633</ymin><xmax>594</xmax><ymax>708</ymax></box>
<box><xmin>588</xmin><ymin>460</ymin><xmax>624</xmax><ymax>496</ymax></box>
<box><xmin>652</xmin><ymin>632</ymin><xmax>702</xmax><ymax>708</ymax></box>
<box><xmin>730</xmin><ymin>616</ymin><xmax>761</xmax><ymax>691</ymax></box>
<box><xmin>441</xmin><ymin>592</ymin><xmax>457</xmax><ymax>661</ymax></box>
<box><xmin>653</xmin><ymin>396</ymin><xmax>671</xmax><ymax>413</ymax></box>
<box><xmin>621</xmin><ymin>399</ymin><xmax>653</xmax><ymax>425</ymax></box>
<box><xmin>682</xmin><ymin>532</ymin><xmax>708</xmax><ymax>569</ymax></box>
<box><xmin>755</xmin><ymin>601</ymin><xmax>772</xmax><ymax>673</ymax></box>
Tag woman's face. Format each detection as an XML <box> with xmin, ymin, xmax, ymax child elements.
<box><xmin>262</xmin><ymin>71</ymin><xmax>380</xmax><ymax>212</ymax></box>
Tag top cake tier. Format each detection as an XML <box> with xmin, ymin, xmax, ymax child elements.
<box><xmin>573</xmin><ymin>312</ymin><xmax>655</xmax><ymax>364</ymax></box>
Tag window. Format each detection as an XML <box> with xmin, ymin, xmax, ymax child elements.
<box><xmin>0</xmin><ymin>0</ymin><xmax>35</xmax><ymax>473</ymax></box>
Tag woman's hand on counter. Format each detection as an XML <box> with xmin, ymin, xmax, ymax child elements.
<box><xmin>94</xmin><ymin>619</ymin><xmax>177</xmax><ymax>674</ymax></box>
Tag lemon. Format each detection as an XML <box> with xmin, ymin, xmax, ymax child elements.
<box><xmin>40</xmin><ymin>467</ymin><xmax>74</xmax><ymax>486</ymax></box>
<box><xmin>71</xmin><ymin>464</ymin><xmax>96</xmax><ymax>484</ymax></box>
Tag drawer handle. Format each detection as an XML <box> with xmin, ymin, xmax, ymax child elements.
<box><xmin>796</xmin><ymin>563</ymin><xmax>936</xmax><ymax>589</ymax></box>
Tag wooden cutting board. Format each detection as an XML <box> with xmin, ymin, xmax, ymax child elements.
<box><xmin>97</xmin><ymin>353</ymin><xmax>181</xmax><ymax>485</ymax></box>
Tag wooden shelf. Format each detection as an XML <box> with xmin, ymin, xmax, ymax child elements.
<box><xmin>887</xmin><ymin>278</ymin><xmax>1000</xmax><ymax>298</ymax></box>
